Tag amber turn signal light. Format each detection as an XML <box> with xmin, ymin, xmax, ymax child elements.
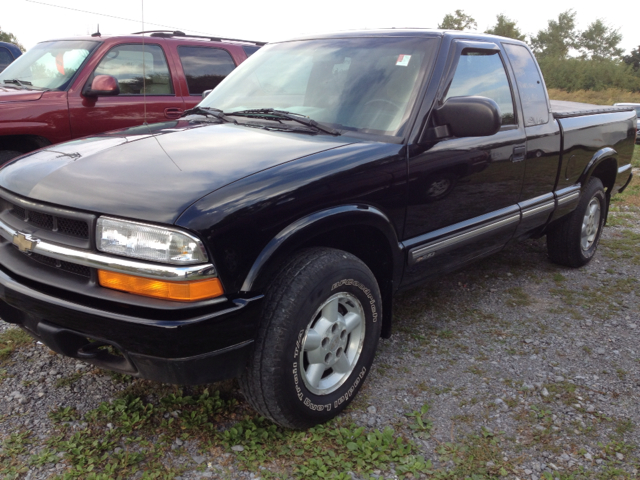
<box><xmin>98</xmin><ymin>270</ymin><xmax>224</xmax><ymax>301</ymax></box>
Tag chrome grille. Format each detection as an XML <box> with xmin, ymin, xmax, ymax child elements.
<box><xmin>8</xmin><ymin>200</ymin><xmax>89</xmax><ymax>239</ymax></box>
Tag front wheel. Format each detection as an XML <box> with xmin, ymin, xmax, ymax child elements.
<box><xmin>240</xmin><ymin>248</ymin><xmax>382</xmax><ymax>429</ymax></box>
<box><xmin>547</xmin><ymin>177</ymin><xmax>606</xmax><ymax>267</ymax></box>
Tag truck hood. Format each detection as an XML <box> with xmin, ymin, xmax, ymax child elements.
<box><xmin>0</xmin><ymin>120</ymin><xmax>355</xmax><ymax>224</ymax></box>
<box><xmin>0</xmin><ymin>86</ymin><xmax>45</xmax><ymax>102</ymax></box>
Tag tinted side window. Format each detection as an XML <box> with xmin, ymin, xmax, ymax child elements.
<box><xmin>242</xmin><ymin>46</ymin><xmax>261</xmax><ymax>57</ymax></box>
<box><xmin>445</xmin><ymin>51</ymin><xmax>515</xmax><ymax>125</ymax></box>
<box><xmin>94</xmin><ymin>44</ymin><xmax>173</xmax><ymax>95</ymax></box>
<box><xmin>503</xmin><ymin>44</ymin><xmax>549</xmax><ymax>126</ymax></box>
<box><xmin>0</xmin><ymin>47</ymin><xmax>14</xmax><ymax>72</ymax></box>
<box><xmin>178</xmin><ymin>46</ymin><xmax>236</xmax><ymax>95</ymax></box>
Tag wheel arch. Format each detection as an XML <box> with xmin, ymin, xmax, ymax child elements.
<box><xmin>240</xmin><ymin>205</ymin><xmax>404</xmax><ymax>338</ymax></box>
<box><xmin>579</xmin><ymin>147</ymin><xmax>618</xmax><ymax>196</ymax></box>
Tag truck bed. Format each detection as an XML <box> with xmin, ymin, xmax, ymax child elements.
<box><xmin>550</xmin><ymin>100</ymin><xmax>635</xmax><ymax>119</ymax></box>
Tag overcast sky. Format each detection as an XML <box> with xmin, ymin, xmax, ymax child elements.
<box><xmin>5</xmin><ymin>0</ymin><xmax>638</xmax><ymax>55</ymax></box>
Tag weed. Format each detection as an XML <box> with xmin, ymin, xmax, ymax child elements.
<box><xmin>437</xmin><ymin>329</ymin><xmax>455</xmax><ymax>339</ymax></box>
<box><xmin>614</xmin><ymin>419</ymin><xmax>634</xmax><ymax>436</ymax></box>
<box><xmin>405</xmin><ymin>403</ymin><xmax>433</xmax><ymax>439</ymax></box>
<box><xmin>553</xmin><ymin>273</ymin><xmax>566</xmax><ymax>283</ymax></box>
<box><xmin>49</xmin><ymin>406</ymin><xmax>80</xmax><ymax>423</ymax></box>
<box><xmin>466</xmin><ymin>365</ymin><xmax>485</xmax><ymax>376</ymax></box>
<box><xmin>506</xmin><ymin>286</ymin><xmax>532</xmax><ymax>306</ymax></box>
<box><xmin>55</xmin><ymin>372</ymin><xmax>83</xmax><ymax>388</ymax></box>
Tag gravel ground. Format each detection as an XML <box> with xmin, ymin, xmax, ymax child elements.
<box><xmin>1</xmin><ymin>176</ymin><xmax>639</xmax><ymax>479</ymax></box>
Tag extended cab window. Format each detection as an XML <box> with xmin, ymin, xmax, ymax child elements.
<box><xmin>445</xmin><ymin>51</ymin><xmax>515</xmax><ymax>125</ymax></box>
<box><xmin>503</xmin><ymin>44</ymin><xmax>549</xmax><ymax>126</ymax></box>
<box><xmin>93</xmin><ymin>44</ymin><xmax>173</xmax><ymax>95</ymax></box>
<box><xmin>177</xmin><ymin>46</ymin><xmax>236</xmax><ymax>95</ymax></box>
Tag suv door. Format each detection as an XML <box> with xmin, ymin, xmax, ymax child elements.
<box><xmin>402</xmin><ymin>41</ymin><xmax>526</xmax><ymax>286</ymax></box>
<box><xmin>68</xmin><ymin>43</ymin><xmax>186</xmax><ymax>138</ymax></box>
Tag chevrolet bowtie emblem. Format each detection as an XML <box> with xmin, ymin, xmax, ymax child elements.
<box><xmin>13</xmin><ymin>232</ymin><xmax>39</xmax><ymax>253</ymax></box>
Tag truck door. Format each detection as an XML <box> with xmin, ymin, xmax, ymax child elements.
<box><xmin>68</xmin><ymin>43</ymin><xmax>186</xmax><ymax>138</ymax></box>
<box><xmin>402</xmin><ymin>41</ymin><xmax>526</xmax><ymax>286</ymax></box>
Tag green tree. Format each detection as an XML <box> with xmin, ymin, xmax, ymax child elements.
<box><xmin>485</xmin><ymin>14</ymin><xmax>525</xmax><ymax>41</ymax></box>
<box><xmin>579</xmin><ymin>19</ymin><xmax>623</xmax><ymax>60</ymax></box>
<box><xmin>623</xmin><ymin>46</ymin><xmax>640</xmax><ymax>70</ymax></box>
<box><xmin>530</xmin><ymin>10</ymin><xmax>578</xmax><ymax>60</ymax></box>
<box><xmin>438</xmin><ymin>10</ymin><xmax>477</xmax><ymax>31</ymax></box>
<box><xmin>0</xmin><ymin>26</ymin><xmax>25</xmax><ymax>51</ymax></box>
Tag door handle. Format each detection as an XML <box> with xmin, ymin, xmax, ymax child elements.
<box><xmin>512</xmin><ymin>145</ymin><xmax>526</xmax><ymax>162</ymax></box>
<box><xmin>164</xmin><ymin>107</ymin><xmax>183</xmax><ymax>119</ymax></box>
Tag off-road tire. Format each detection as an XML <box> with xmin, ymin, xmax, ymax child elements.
<box><xmin>547</xmin><ymin>177</ymin><xmax>606</xmax><ymax>267</ymax></box>
<box><xmin>240</xmin><ymin>248</ymin><xmax>382</xmax><ymax>429</ymax></box>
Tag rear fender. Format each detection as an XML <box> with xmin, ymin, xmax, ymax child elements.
<box><xmin>578</xmin><ymin>147</ymin><xmax>618</xmax><ymax>195</ymax></box>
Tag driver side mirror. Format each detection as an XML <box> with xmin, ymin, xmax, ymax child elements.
<box><xmin>419</xmin><ymin>96</ymin><xmax>502</xmax><ymax>144</ymax></box>
<box><xmin>83</xmin><ymin>75</ymin><xmax>120</xmax><ymax>97</ymax></box>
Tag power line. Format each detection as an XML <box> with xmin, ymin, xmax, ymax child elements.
<box><xmin>24</xmin><ymin>0</ymin><xmax>216</xmax><ymax>36</ymax></box>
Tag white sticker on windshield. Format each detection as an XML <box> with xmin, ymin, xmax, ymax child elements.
<box><xmin>396</xmin><ymin>54</ymin><xmax>411</xmax><ymax>67</ymax></box>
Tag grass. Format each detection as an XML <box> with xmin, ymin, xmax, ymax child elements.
<box><xmin>0</xmin><ymin>327</ymin><xmax>33</xmax><ymax>362</ymax></box>
<box><xmin>601</xmin><ymin>229</ymin><xmax>640</xmax><ymax>266</ymax></box>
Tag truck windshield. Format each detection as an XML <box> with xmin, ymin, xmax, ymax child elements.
<box><xmin>0</xmin><ymin>40</ymin><xmax>98</xmax><ymax>91</ymax></box>
<box><xmin>201</xmin><ymin>36</ymin><xmax>439</xmax><ymax>136</ymax></box>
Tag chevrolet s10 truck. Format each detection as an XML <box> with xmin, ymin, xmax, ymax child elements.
<box><xmin>0</xmin><ymin>30</ymin><xmax>635</xmax><ymax>428</ymax></box>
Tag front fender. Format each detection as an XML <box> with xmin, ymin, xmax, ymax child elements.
<box><xmin>240</xmin><ymin>204</ymin><xmax>404</xmax><ymax>293</ymax></box>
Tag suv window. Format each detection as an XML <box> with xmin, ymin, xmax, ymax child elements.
<box><xmin>177</xmin><ymin>46</ymin><xmax>236</xmax><ymax>95</ymax></box>
<box><xmin>445</xmin><ymin>51</ymin><xmax>515</xmax><ymax>125</ymax></box>
<box><xmin>503</xmin><ymin>44</ymin><xmax>549</xmax><ymax>126</ymax></box>
<box><xmin>242</xmin><ymin>46</ymin><xmax>261</xmax><ymax>57</ymax></box>
<box><xmin>94</xmin><ymin>44</ymin><xmax>173</xmax><ymax>95</ymax></box>
<box><xmin>0</xmin><ymin>47</ymin><xmax>14</xmax><ymax>72</ymax></box>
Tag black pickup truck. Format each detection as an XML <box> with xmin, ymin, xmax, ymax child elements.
<box><xmin>0</xmin><ymin>30</ymin><xmax>635</xmax><ymax>429</ymax></box>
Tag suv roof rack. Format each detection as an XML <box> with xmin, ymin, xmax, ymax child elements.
<box><xmin>131</xmin><ymin>30</ymin><xmax>266</xmax><ymax>46</ymax></box>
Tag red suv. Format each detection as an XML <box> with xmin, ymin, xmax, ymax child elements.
<box><xmin>0</xmin><ymin>31</ymin><xmax>263</xmax><ymax>161</ymax></box>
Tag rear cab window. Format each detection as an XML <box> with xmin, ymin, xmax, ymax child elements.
<box><xmin>177</xmin><ymin>46</ymin><xmax>236</xmax><ymax>95</ymax></box>
<box><xmin>503</xmin><ymin>43</ymin><xmax>550</xmax><ymax>126</ymax></box>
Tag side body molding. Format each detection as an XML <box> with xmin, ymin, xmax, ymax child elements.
<box><xmin>240</xmin><ymin>205</ymin><xmax>405</xmax><ymax>293</ymax></box>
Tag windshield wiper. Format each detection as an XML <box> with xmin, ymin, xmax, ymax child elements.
<box><xmin>3</xmin><ymin>79</ymin><xmax>33</xmax><ymax>87</ymax></box>
<box><xmin>181</xmin><ymin>106</ymin><xmax>236</xmax><ymax>123</ymax></box>
<box><xmin>227</xmin><ymin>108</ymin><xmax>341</xmax><ymax>136</ymax></box>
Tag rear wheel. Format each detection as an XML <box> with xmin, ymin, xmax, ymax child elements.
<box><xmin>240</xmin><ymin>248</ymin><xmax>382</xmax><ymax>429</ymax></box>
<box><xmin>547</xmin><ymin>177</ymin><xmax>606</xmax><ymax>267</ymax></box>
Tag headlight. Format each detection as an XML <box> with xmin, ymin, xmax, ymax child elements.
<box><xmin>96</xmin><ymin>217</ymin><xmax>208</xmax><ymax>265</ymax></box>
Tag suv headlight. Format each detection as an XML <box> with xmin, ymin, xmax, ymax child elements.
<box><xmin>96</xmin><ymin>217</ymin><xmax>208</xmax><ymax>265</ymax></box>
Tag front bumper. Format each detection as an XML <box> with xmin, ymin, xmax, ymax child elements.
<box><xmin>0</xmin><ymin>265</ymin><xmax>263</xmax><ymax>384</ymax></box>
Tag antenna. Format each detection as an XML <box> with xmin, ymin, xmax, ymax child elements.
<box><xmin>91</xmin><ymin>24</ymin><xmax>101</xmax><ymax>37</ymax></box>
<box><xmin>141</xmin><ymin>0</ymin><xmax>147</xmax><ymax>125</ymax></box>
